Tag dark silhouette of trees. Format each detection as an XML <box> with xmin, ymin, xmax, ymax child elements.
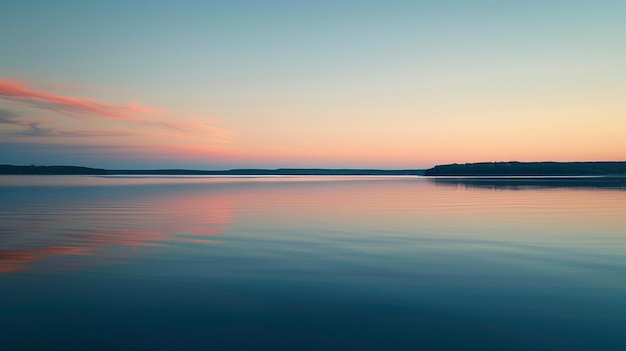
<box><xmin>424</xmin><ymin>161</ymin><xmax>626</xmax><ymax>176</ymax></box>
<box><xmin>0</xmin><ymin>165</ymin><xmax>107</xmax><ymax>175</ymax></box>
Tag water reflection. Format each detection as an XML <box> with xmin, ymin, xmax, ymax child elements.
<box><xmin>0</xmin><ymin>180</ymin><xmax>234</xmax><ymax>273</ymax></box>
<box><xmin>430</xmin><ymin>176</ymin><xmax>626</xmax><ymax>190</ymax></box>
<box><xmin>0</xmin><ymin>246</ymin><xmax>93</xmax><ymax>273</ymax></box>
<box><xmin>1</xmin><ymin>176</ymin><xmax>626</xmax><ymax>350</ymax></box>
<box><xmin>2</xmin><ymin>176</ymin><xmax>626</xmax><ymax>275</ymax></box>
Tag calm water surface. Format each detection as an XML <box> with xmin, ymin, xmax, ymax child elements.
<box><xmin>1</xmin><ymin>176</ymin><xmax>625</xmax><ymax>350</ymax></box>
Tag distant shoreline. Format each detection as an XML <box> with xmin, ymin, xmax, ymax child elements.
<box><xmin>0</xmin><ymin>165</ymin><xmax>425</xmax><ymax>176</ymax></box>
<box><xmin>3</xmin><ymin>161</ymin><xmax>626</xmax><ymax>177</ymax></box>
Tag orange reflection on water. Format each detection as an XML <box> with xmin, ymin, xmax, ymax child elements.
<box><xmin>0</xmin><ymin>183</ymin><xmax>235</xmax><ymax>274</ymax></box>
<box><xmin>2</xmin><ymin>176</ymin><xmax>625</xmax><ymax>274</ymax></box>
<box><xmin>0</xmin><ymin>246</ymin><xmax>93</xmax><ymax>273</ymax></box>
<box><xmin>67</xmin><ymin>229</ymin><xmax>170</xmax><ymax>248</ymax></box>
<box><xmin>208</xmin><ymin>178</ymin><xmax>626</xmax><ymax>243</ymax></box>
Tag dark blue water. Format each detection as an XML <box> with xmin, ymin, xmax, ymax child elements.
<box><xmin>1</xmin><ymin>176</ymin><xmax>625</xmax><ymax>350</ymax></box>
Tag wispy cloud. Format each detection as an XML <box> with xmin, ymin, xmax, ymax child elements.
<box><xmin>0</xmin><ymin>78</ymin><xmax>234</xmax><ymax>141</ymax></box>
<box><xmin>0</xmin><ymin>108</ymin><xmax>19</xmax><ymax>120</ymax></box>
<box><xmin>0</xmin><ymin>108</ymin><xmax>53</xmax><ymax>136</ymax></box>
<box><xmin>0</xmin><ymin>78</ymin><xmax>162</xmax><ymax>121</ymax></box>
<box><xmin>0</xmin><ymin>108</ymin><xmax>137</xmax><ymax>138</ymax></box>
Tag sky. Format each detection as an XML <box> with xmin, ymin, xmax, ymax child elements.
<box><xmin>1</xmin><ymin>1</ymin><xmax>625</xmax><ymax>169</ymax></box>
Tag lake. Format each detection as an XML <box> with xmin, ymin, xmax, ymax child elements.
<box><xmin>1</xmin><ymin>175</ymin><xmax>625</xmax><ymax>350</ymax></box>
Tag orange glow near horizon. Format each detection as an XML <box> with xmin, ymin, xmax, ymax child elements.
<box><xmin>2</xmin><ymin>2</ymin><xmax>626</xmax><ymax>168</ymax></box>
<box><xmin>1</xmin><ymin>75</ymin><xmax>625</xmax><ymax>168</ymax></box>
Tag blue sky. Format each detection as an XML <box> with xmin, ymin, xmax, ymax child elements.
<box><xmin>2</xmin><ymin>1</ymin><xmax>625</xmax><ymax>169</ymax></box>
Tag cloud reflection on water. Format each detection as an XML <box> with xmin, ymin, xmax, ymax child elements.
<box><xmin>0</xmin><ymin>180</ymin><xmax>234</xmax><ymax>273</ymax></box>
<box><xmin>0</xmin><ymin>246</ymin><xmax>93</xmax><ymax>273</ymax></box>
<box><xmin>1</xmin><ymin>175</ymin><xmax>625</xmax><ymax>275</ymax></box>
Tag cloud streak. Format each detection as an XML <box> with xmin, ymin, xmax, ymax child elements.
<box><xmin>0</xmin><ymin>78</ymin><xmax>162</xmax><ymax>121</ymax></box>
<box><xmin>0</xmin><ymin>108</ymin><xmax>53</xmax><ymax>136</ymax></box>
<box><xmin>0</xmin><ymin>78</ymin><xmax>234</xmax><ymax>141</ymax></box>
<box><xmin>0</xmin><ymin>108</ymin><xmax>137</xmax><ymax>138</ymax></box>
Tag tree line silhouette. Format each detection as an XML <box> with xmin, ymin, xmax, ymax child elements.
<box><xmin>424</xmin><ymin>161</ymin><xmax>626</xmax><ymax>176</ymax></box>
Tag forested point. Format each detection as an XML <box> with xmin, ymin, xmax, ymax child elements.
<box><xmin>424</xmin><ymin>161</ymin><xmax>626</xmax><ymax>176</ymax></box>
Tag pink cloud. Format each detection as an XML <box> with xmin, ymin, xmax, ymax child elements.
<box><xmin>0</xmin><ymin>78</ymin><xmax>163</xmax><ymax>121</ymax></box>
<box><xmin>0</xmin><ymin>77</ymin><xmax>234</xmax><ymax>141</ymax></box>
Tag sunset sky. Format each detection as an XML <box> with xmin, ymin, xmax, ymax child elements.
<box><xmin>1</xmin><ymin>1</ymin><xmax>625</xmax><ymax>169</ymax></box>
